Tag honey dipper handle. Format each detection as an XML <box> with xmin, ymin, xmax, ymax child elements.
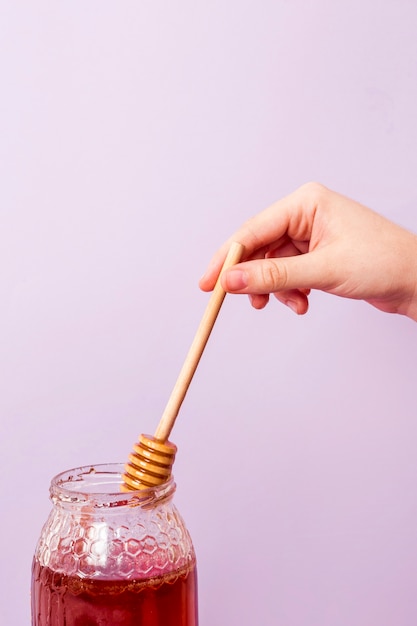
<box><xmin>154</xmin><ymin>241</ymin><xmax>245</xmax><ymax>442</ymax></box>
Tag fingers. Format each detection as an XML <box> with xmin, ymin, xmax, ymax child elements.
<box><xmin>199</xmin><ymin>183</ymin><xmax>326</xmax><ymax>292</ymax></box>
<box><xmin>199</xmin><ymin>256</ymin><xmax>227</xmax><ymax>292</ymax></box>
<box><xmin>221</xmin><ymin>249</ymin><xmax>332</xmax><ymax>295</ymax></box>
<box><xmin>273</xmin><ymin>289</ymin><xmax>310</xmax><ymax>315</ymax></box>
<box><xmin>249</xmin><ymin>293</ymin><xmax>269</xmax><ymax>309</ymax></box>
<box><xmin>248</xmin><ymin>289</ymin><xmax>309</xmax><ymax>314</ymax></box>
<box><xmin>235</xmin><ymin>182</ymin><xmax>323</xmax><ymax>256</ymax></box>
<box><xmin>199</xmin><ymin>240</ymin><xmax>269</xmax><ymax>292</ymax></box>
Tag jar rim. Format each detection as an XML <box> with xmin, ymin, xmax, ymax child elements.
<box><xmin>50</xmin><ymin>462</ymin><xmax>176</xmax><ymax>509</ymax></box>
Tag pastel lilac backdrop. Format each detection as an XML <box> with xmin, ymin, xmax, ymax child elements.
<box><xmin>2</xmin><ymin>2</ymin><xmax>417</xmax><ymax>625</ymax></box>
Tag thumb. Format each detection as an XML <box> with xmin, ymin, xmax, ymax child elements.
<box><xmin>221</xmin><ymin>251</ymin><xmax>333</xmax><ymax>294</ymax></box>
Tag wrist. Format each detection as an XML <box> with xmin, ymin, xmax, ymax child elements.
<box><xmin>402</xmin><ymin>232</ymin><xmax>417</xmax><ymax>322</ymax></box>
<box><xmin>405</xmin><ymin>292</ymin><xmax>417</xmax><ymax>322</ymax></box>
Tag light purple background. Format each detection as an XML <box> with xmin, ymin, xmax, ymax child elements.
<box><xmin>2</xmin><ymin>2</ymin><xmax>417</xmax><ymax>625</ymax></box>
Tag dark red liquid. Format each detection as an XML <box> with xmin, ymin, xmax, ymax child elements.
<box><xmin>31</xmin><ymin>559</ymin><xmax>198</xmax><ymax>626</ymax></box>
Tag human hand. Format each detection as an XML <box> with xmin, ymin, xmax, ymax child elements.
<box><xmin>199</xmin><ymin>183</ymin><xmax>417</xmax><ymax>321</ymax></box>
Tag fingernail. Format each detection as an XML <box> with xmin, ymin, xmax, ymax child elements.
<box><xmin>285</xmin><ymin>299</ymin><xmax>298</xmax><ymax>314</ymax></box>
<box><xmin>225</xmin><ymin>269</ymin><xmax>248</xmax><ymax>291</ymax></box>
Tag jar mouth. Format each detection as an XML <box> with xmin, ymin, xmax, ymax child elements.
<box><xmin>50</xmin><ymin>463</ymin><xmax>176</xmax><ymax>509</ymax></box>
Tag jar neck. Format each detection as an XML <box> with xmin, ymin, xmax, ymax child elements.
<box><xmin>50</xmin><ymin>463</ymin><xmax>176</xmax><ymax>511</ymax></box>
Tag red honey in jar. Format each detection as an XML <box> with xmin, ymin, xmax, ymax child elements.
<box><xmin>31</xmin><ymin>464</ymin><xmax>198</xmax><ymax>626</ymax></box>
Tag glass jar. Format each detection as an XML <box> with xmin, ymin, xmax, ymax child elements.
<box><xmin>31</xmin><ymin>463</ymin><xmax>198</xmax><ymax>625</ymax></box>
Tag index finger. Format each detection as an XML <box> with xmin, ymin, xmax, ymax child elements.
<box><xmin>199</xmin><ymin>183</ymin><xmax>322</xmax><ymax>291</ymax></box>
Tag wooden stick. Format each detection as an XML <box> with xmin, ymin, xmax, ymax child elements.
<box><xmin>154</xmin><ymin>241</ymin><xmax>245</xmax><ymax>442</ymax></box>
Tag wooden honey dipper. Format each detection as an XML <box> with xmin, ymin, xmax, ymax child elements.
<box><xmin>122</xmin><ymin>241</ymin><xmax>244</xmax><ymax>491</ymax></box>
